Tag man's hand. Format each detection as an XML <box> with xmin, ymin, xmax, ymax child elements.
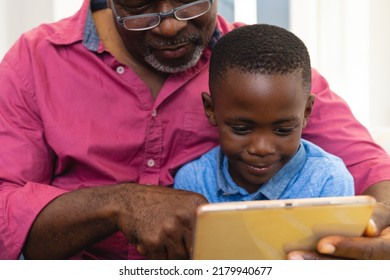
<box><xmin>287</xmin><ymin>199</ymin><xmax>390</xmax><ymax>260</ymax></box>
<box><xmin>116</xmin><ymin>184</ymin><xmax>208</xmax><ymax>260</ymax></box>
<box><xmin>23</xmin><ymin>183</ymin><xmax>207</xmax><ymax>260</ymax></box>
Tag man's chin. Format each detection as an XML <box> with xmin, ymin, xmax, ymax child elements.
<box><xmin>145</xmin><ymin>47</ymin><xmax>204</xmax><ymax>74</ymax></box>
<box><xmin>149</xmin><ymin>62</ymin><xmax>196</xmax><ymax>74</ymax></box>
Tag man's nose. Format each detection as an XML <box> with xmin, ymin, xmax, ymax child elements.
<box><xmin>152</xmin><ymin>16</ymin><xmax>188</xmax><ymax>37</ymax></box>
<box><xmin>151</xmin><ymin>2</ymin><xmax>188</xmax><ymax>37</ymax></box>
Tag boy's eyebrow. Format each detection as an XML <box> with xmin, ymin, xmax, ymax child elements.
<box><xmin>227</xmin><ymin>116</ymin><xmax>299</xmax><ymax>125</ymax></box>
<box><xmin>272</xmin><ymin>116</ymin><xmax>299</xmax><ymax>125</ymax></box>
<box><xmin>227</xmin><ymin>116</ymin><xmax>255</xmax><ymax>124</ymax></box>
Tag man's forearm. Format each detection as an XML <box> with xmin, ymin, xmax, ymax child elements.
<box><xmin>23</xmin><ymin>183</ymin><xmax>207</xmax><ymax>260</ymax></box>
<box><xmin>363</xmin><ymin>181</ymin><xmax>390</xmax><ymax>205</ymax></box>
<box><xmin>362</xmin><ymin>181</ymin><xmax>390</xmax><ymax>233</ymax></box>
<box><xmin>23</xmin><ymin>185</ymin><xmax>123</xmax><ymax>259</ymax></box>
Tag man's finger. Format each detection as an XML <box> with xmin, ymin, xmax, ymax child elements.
<box><xmin>286</xmin><ymin>251</ymin><xmax>340</xmax><ymax>260</ymax></box>
<box><xmin>366</xmin><ymin>202</ymin><xmax>390</xmax><ymax>235</ymax></box>
<box><xmin>317</xmin><ymin>232</ymin><xmax>390</xmax><ymax>260</ymax></box>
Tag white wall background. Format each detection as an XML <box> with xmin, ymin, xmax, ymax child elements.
<box><xmin>0</xmin><ymin>0</ymin><xmax>389</xmax><ymax>150</ymax></box>
<box><xmin>0</xmin><ymin>0</ymin><xmax>83</xmax><ymax>59</ymax></box>
<box><xmin>290</xmin><ymin>0</ymin><xmax>390</xmax><ymax>152</ymax></box>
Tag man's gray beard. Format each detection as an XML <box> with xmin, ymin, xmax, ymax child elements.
<box><xmin>144</xmin><ymin>45</ymin><xmax>204</xmax><ymax>74</ymax></box>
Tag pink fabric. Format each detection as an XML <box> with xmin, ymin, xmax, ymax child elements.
<box><xmin>304</xmin><ymin>69</ymin><xmax>390</xmax><ymax>195</ymax></box>
<box><xmin>1</xmin><ymin>0</ymin><xmax>390</xmax><ymax>259</ymax></box>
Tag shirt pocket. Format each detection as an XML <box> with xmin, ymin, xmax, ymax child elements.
<box><xmin>183</xmin><ymin>111</ymin><xmax>219</xmax><ymax>152</ymax></box>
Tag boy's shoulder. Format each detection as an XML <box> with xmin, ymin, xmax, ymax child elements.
<box><xmin>179</xmin><ymin>146</ymin><xmax>221</xmax><ymax>172</ymax></box>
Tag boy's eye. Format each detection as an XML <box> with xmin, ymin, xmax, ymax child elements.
<box><xmin>274</xmin><ymin>127</ymin><xmax>295</xmax><ymax>135</ymax></box>
<box><xmin>231</xmin><ymin>126</ymin><xmax>250</xmax><ymax>135</ymax></box>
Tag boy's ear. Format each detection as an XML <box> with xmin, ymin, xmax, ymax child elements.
<box><xmin>303</xmin><ymin>94</ymin><xmax>315</xmax><ymax>128</ymax></box>
<box><xmin>201</xmin><ymin>92</ymin><xmax>217</xmax><ymax>126</ymax></box>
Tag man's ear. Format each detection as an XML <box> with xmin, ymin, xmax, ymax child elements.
<box><xmin>201</xmin><ymin>92</ymin><xmax>217</xmax><ymax>126</ymax></box>
<box><xmin>303</xmin><ymin>94</ymin><xmax>315</xmax><ymax>128</ymax></box>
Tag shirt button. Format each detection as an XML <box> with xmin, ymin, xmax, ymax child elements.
<box><xmin>116</xmin><ymin>66</ymin><xmax>125</xmax><ymax>74</ymax></box>
<box><xmin>151</xmin><ymin>110</ymin><xmax>157</xmax><ymax>117</ymax></box>
<box><xmin>147</xmin><ymin>159</ymin><xmax>155</xmax><ymax>167</ymax></box>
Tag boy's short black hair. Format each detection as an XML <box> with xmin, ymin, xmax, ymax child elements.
<box><xmin>209</xmin><ymin>24</ymin><xmax>311</xmax><ymax>95</ymax></box>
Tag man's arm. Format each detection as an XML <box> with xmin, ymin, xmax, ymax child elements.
<box><xmin>363</xmin><ymin>181</ymin><xmax>390</xmax><ymax>231</ymax></box>
<box><xmin>23</xmin><ymin>183</ymin><xmax>207</xmax><ymax>259</ymax></box>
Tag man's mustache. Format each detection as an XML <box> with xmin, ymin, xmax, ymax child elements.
<box><xmin>146</xmin><ymin>35</ymin><xmax>202</xmax><ymax>49</ymax></box>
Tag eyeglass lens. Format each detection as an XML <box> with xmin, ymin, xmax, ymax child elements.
<box><xmin>122</xmin><ymin>0</ymin><xmax>211</xmax><ymax>30</ymax></box>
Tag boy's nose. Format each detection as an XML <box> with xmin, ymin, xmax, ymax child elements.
<box><xmin>247</xmin><ymin>135</ymin><xmax>275</xmax><ymax>157</ymax></box>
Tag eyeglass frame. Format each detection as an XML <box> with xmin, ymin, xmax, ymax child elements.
<box><xmin>110</xmin><ymin>0</ymin><xmax>214</xmax><ymax>31</ymax></box>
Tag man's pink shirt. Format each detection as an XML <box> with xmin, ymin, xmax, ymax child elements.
<box><xmin>1</xmin><ymin>0</ymin><xmax>389</xmax><ymax>259</ymax></box>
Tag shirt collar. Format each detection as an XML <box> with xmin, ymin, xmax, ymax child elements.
<box><xmin>83</xmin><ymin>7</ymin><xmax>101</xmax><ymax>52</ymax></box>
<box><xmin>84</xmin><ymin>0</ymin><xmax>107</xmax><ymax>52</ymax></box>
<box><xmin>216</xmin><ymin>142</ymin><xmax>307</xmax><ymax>200</ymax></box>
<box><xmin>259</xmin><ymin>143</ymin><xmax>306</xmax><ymax>199</ymax></box>
<box><xmin>46</xmin><ymin>0</ymin><xmax>89</xmax><ymax>46</ymax></box>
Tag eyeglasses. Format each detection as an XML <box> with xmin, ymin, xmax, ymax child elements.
<box><xmin>110</xmin><ymin>0</ymin><xmax>213</xmax><ymax>31</ymax></box>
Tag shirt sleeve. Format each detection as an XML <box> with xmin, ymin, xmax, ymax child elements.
<box><xmin>303</xmin><ymin>69</ymin><xmax>390</xmax><ymax>194</ymax></box>
<box><xmin>318</xmin><ymin>158</ymin><xmax>355</xmax><ymax>197</ymax></box>
<box><xmin>0</xmin><ymin>50</ymin><xmax>67</xmax><ymax>259</ymax></box>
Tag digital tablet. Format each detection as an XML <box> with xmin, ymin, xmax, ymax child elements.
<box><xmin>192</xmin><ymin>195</ymin><xmax>376</xmax><ymax>260</ymax></box>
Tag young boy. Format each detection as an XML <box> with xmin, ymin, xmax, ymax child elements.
<box><xmin>173</xmin><ymin>24</ymin><xmax>354</xmax><ymax>202</ymax></box>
